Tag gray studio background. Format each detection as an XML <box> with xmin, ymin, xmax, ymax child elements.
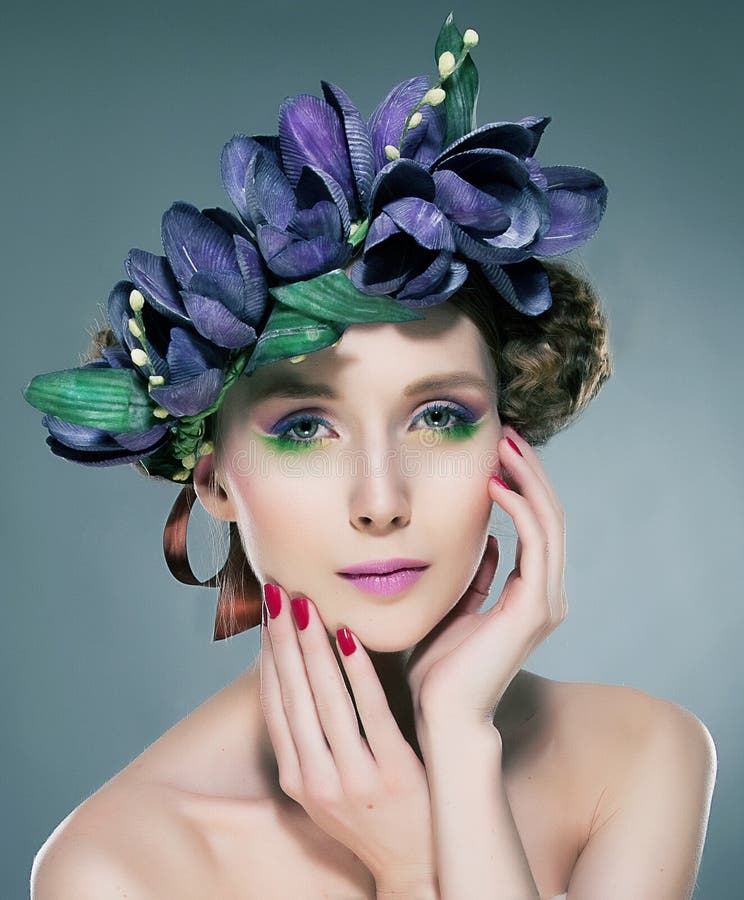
<box><xmin>3</xmin><ymin>0</ymin><xmax>741</xmax><ymax>896</ymax></box>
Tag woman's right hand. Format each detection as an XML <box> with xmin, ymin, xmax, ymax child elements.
<box><xmin>259</xmin><ymin>583</ymin><xmax>438</xmax><ymax>894</ymax></box>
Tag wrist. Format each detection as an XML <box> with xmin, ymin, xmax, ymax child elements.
<box><xmin>375</xmin><ymin>875</ymin><xmax>440</xmax><ymax>899</ymax></box>
<box><xmin>415</xmin><ymin>709</ymin><xmax>503</xmax><ymax>758</ymax></box>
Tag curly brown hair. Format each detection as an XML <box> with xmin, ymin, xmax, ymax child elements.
<box><xmin>446</xmin><ymin>258</ymin><xmax>612</xmax><ymax>448</ymax></box>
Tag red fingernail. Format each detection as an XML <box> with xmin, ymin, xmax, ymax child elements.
<box><xmin>490</xmin><ymin>475</ymin><xmax>512</xmax><ymax>490</ymax></box>
<box><xmin>291</xmin><ymin>596</ymin><xmax>309</xmax><ymax>631</ymax></box>
<box><xmin>506</xmin><ymin>437</ymin><xmax>523</xmax><ymax>457</ymax></box>
<box><xmin>263</xmin><ymin>583</ymin><xmax>281</xmax><ymax>619</ymax></box>
<box><xmin>336</xmin><ymin>627</ymin><xmax>356</xmax><ymax>656</ymax></box>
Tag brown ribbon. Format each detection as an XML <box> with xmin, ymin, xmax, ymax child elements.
<box><xmin>162</xmin><ymin>485</ymin><xmax>262</xmax><ymax>641</ymax></box>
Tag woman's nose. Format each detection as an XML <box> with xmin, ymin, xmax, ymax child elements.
<box><xmin>347</xmin><ymin>448</ymin><xmax>411</xmax><ymax>534</ymax></box>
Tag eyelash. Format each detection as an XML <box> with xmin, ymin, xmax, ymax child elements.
<box><xmin>269</xmin><ymin>401</ymin><xmax>479</xmax><ymax>448</ymax></box>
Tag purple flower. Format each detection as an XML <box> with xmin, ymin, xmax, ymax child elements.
<box><xmin>125</xmin><ymin>202</ymin><xmax>267</xmax><ymax>350</ymax></box>
<box><xmin>348</xmin><ymin>159</ymin><xmax>468</xmax><ymax>307</ymax></box>
<box><xmin>107</xmin><ymin>280</ymin><xmax>229</xmax><ymax>417</ymax></box>
<box><xmin>219</xmin><ymin>77</ymin><xmax>446</xmax><ymax>282</ymax></box>
<box><xmin>429</xmin><ymin>116</ymin><xmax>608</xmax><ymax>313</ymax></box>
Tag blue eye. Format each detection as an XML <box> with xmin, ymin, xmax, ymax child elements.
<box><xmin>267</xmin><ymin>401</ymin><xmax>479</xmax><ymax>450</ymax></box>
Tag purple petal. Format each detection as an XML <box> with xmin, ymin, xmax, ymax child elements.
<box><xmin>106</xmin><ymin>279</ymin><xmax>170</xmax><ymax>379</ymax></box>
<box><xmin>112</xmin><ymin>424</ymin><xmax>170</xmax><ymax>451</ymax></box>
<box><xmin>42</xmin><ymin>415</ymin><xmax>124</xmax><ymax>451</ymax></box>
<box><xmin>220</xmin><ymin>134</ymin><xmax>266</xmax><ymax>229</ymax></box>
<box><xmin>180</xmin><ymin>292</ymin><xmax>258</xmax><ymax>349</ymax></box>
<box><xmin>383</xmin><ymin>197</ymin><xmax>455</xmax><ymax>251</ymax></box>
<box><xmin>397</xmin><ymin>260</ymin><xmax>469</xmax><ymax>308</ymax></box>
<box><xmin>149</xmin><ymin>368</ymin><xmax>225</xmax><ymax>417</ymax></box>
<box><xmin>45</xmin><ymin>435</ymin><xmax>166</xmax><ymax>466</ymax></box>
<box><xmin>101</xmin><ymin>346</ymin><xmax>133</xmax><ymax>369</ymax></box>
<box><xmin>278</xmin><ymin>93</ymin><xmax>355</xmax><ymax>203</ymax></box>
<box><xmin>368</xmin><ymin>159</ymin><xmax>435</xmax><ymax>219</ymax></box>
<box><xmin>161</xmin><ymin>202</ymin><xmax>239</xmax><ymax>290</ymax></box>
<box><xmin>401</xmin><ymin>97</ymin><xmax>446</xmax><ymax>168</ymax></box>
<box><xmin>107</xmin><ymin>280</ymin><xmax>132</xmax><ymax>348</ymax></box>
<box><xmin>367</xmin><ymin>75</ymin><xmax>430</xmax><ymax>172</ymax></box>
<box><xmin>528</xmin><ymin>166</ymin><xmax>608</xmax><ymax>256</ymax></box>
<box><xmin>436</xmin><ymin>147</ymin><xmax>531</xmax><ymax>191</ymax></box>
<box><xmin>525</xmin><ymin>157</ymin><xmax>548</xmax><ymax>191</ymax></box>
<box><xmin>165</xmin><ymin>327</ymin><xmax>226</xmax><ymax>382</ymax></box>
<box><xmin>202</xmin><ymin>206</ymin><xmax>254</xmax><ymax>240</ymax></box>
<box><xmin>432</xmin><ymin>120</ymin><xmax>545</xmax><ymax>169</ymax></box>
<box><xmin>125</xmin><ymin>249</ymin><xmax>190</xmax><ymax>325</ymax></box>
<box><xmin>348</xmin><ymin>254</ymin><xmax>411</xmax><ymax>295</ymax></box>
<box><xmin>295</xmin><ymin>166</ymin><xmax>351</xmax><ymax>236</ymax></box>
<box><xmin>263</xmin><ymin>232</ymin><xmax>352</xmax><ymax>279</ymax></box>
<box><xmin>321</xmin><ymin>81</ymin><xmax>375</xmax><ymax>218</ymax></box>
<box><xmin>478</xmin><ymin>258</ymin><xmax>552</xmax><ymax>315</ymax></box>
<box><xmin>252</xmin><ymin>151</ymin><xmax>297</xmax><ymax>230</ymax></box>
<box><xmin>363</xmin><ymin>210</ymin><xmax>401</xmax><ymax>252</ymax></box>
<box><xmin>396</xmin><ymin>251</ymin><xmax>453</xmax><ymax>300</ymax></box>
<box><xmin>289</xmin><ymin>201</ymin><xmax>344</xmax><ymax>242</ymax></box>
<box><xmin>233</xmin><ymin>234</ymin><xmax>268</xmax><ymax>325</ymax></box>
<box><xmin>433</xmin><ymin>170</ymin><xmax>511</xmax><ymax>233</ymax></box>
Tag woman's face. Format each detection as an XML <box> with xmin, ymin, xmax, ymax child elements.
<box><xmin>209</xmin><ymin>302</ymin><xmax>504</xmax><ymax>652</ymax></box>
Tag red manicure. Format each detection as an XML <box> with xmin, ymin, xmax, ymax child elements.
<box><xmin>290</xmin><ymin>597</ymin><xmax>309</xmax><ymax>631</ymax></box>
<box><xmin>506</xmin><ymin>436</ymin><xmax>523</xmax><ymax>457</ymax></box>
<box><xmin>336</xmin><ymin>627</ymin><xmax>356</xmax><ymax>656</ymax></box>
<box><xmin>490</xmin><ymin>475</ymin><xmax>512</xmax><ymax>491</ymax></box>
<box><xmin>263</xmin><ymin>583</ymin><xmax>282</xmax><ymax>619</ymax></box>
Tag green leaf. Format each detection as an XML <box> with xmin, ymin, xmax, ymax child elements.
<box><xmin>22</xmin><ymin>367</ymin><xmax>157</xmax><ymax>432</ymax></box>
<box><xmin>243</xmin><ymin>304</ymin><xmax>345</xmax><ymax>374</ymax></box>
<box><xmin>435</xmin><ymin>12</ymin><xmax>480</xmax><ymax>147</ymax></box>
<box><xmin>268</xmin><ymin>269</ymin><xmax>425</xmax><ymax>325</ymax></box>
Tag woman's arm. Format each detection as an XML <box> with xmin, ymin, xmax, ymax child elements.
<box><xmin>565</xmin><ymin>701</ymin><xmax>716</xmax><ymax>900</ymax></box>
<box><xmin>417</xmin><ymin>715</ymin><xmax>540</xmax><ymax>900</ymax></box>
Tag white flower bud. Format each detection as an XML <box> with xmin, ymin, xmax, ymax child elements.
<box><xmin>438</xmin><ymin>51</ymin><xmax>456</xmax><ymax>78</ymax></box>
<box><xmin>181</xmin><ymin>453</ymin><xmax>197</xmax><ymax>470</ymax></box>
<box><xmin>463</xmin><ymin>28</ymin><xmax>479</xmax><ymax>47</ymax></box>
<box><xmin>408</xmin><ymin>111</ymin><xmax>423</xmax><ymax>129</ymax></box>
<box><xmin>128</xmin><ymin>317</ymin><xmax>142</xmax><ymax>339</ymax></box>
<box><xmin>129</xmin><ymin>289</ymin><xmax>145</xmax><ymax>312</ymax></box>
<box><xmin>148</xmin><ymin>374</ymin><xmax>165</xmax><ymax>386</ymax></box>
<box><xmin>423</xmin><ymin>87</ymin><xmax>446</xmax><ymax>106</ymax></box>
<box><xmin>172</xmin><ymin>469</ymin><xmax>191</xmax><ymax>482</ymax></box>
<box><xmin>153</xmin><ymin>406</ymin><xmax>170</xmax><ymax>419</ymax></box>
<box><xmin>197</xmin><ymin>440</ymin><xmax>214</xmax><ymax>458</ymax></box>
<box><xmin>288</xmin><ymin>354</ymin><xmax>307</xmax><ymax>364</ymax></box>
<box><xmin>384</xmin><ymin>144</ymin><xmax>400</xmax><ymax>161</ymax></box>
<box><xmin>130</xmin><ymin>348</ymin><xmax>148</xmax><ymax>366</ymax></box>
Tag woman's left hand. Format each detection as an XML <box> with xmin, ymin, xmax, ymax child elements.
<box><xmin>406</xmin><ymin>426</ymin><xmax>568</xmax><ymax>732</ymax></box>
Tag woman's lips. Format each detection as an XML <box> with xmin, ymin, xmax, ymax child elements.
<box><xmin>338</xmin><ymin>566</ymin><xmax>429</xmax><ymax>596</ymax></box>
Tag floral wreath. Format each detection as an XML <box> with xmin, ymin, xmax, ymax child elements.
<box><xmin>22</xmin><ymin>13</ymin><xmax>607</xmax><ymax>637</ymax></box>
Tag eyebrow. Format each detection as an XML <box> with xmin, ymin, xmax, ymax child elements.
<box><xmin>248</xmin><ymin>371</ymin><xmax>497</xmax><ymax>404</ymax></box>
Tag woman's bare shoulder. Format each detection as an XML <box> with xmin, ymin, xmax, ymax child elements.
<box><xmin>31</xmin><ymin>779</ymin><xmax>216</xmax><ymax>900</ymax></box>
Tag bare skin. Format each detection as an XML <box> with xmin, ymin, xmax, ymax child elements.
<box><xmin>33</xmin><ymin>658</ymin><xmax>664</xmax><ymax>900</ymax></box>
<box><xmin>31</xmin><ymin>306</ymin><xmax>714</xmax><ymax>898</ymax></box>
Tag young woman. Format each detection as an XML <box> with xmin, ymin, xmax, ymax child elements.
<box><xmin>26</xmin><ymin>17</ymin><xmax>715</xmax><ymax>899</ymax></box>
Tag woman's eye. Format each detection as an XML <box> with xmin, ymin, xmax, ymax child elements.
<box><xmin>269</xmin><ymin>402</ymin><xmax>478</xmax><ymax>448</ymax></box>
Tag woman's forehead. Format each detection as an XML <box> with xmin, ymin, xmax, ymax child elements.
<box><xmin>253</xmin><ymin>303</ymin><xmax>492</xmax><ymax>388</ymax></box>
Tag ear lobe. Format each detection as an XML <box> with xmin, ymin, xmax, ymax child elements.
<box><xmin>192</xmin><ymin>453</ymin><xmax>237</xmax><ymax>522</ymax></box>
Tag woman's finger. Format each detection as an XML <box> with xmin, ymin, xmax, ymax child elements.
<box><xmin>263</xmin><ymin>583</ymin><xmax>337</xmax><ymax>791</ymax></box>
<box><xmin>259</xmin><ymin>610</ymin><xmax>304</xmax><ymax>794</ymax></box>
<box><xmin>488</xmin><ymin>473</ymin><xmax>548</xmax><ymax>610</ymax></box>
<box><xmin>500</xmin><ymin>425</ymin><xmax>562</xmax><ymax>512</ymax></box>
<box><xmin>291</xmin><ymin>595</ymin><xmax>414</xmax><ymax>777</ymax></box>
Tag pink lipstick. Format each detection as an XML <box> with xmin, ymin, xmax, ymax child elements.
<box><xmin>339</xmin><ymin>567</ymin><xmax>428</xmax><ymax>595</ymax></box>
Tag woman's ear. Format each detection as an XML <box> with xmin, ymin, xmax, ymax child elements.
<box><xmin>192</xmin><ymin>453</ymin><xmax>237</xmax><ymax>522</ymax></box>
